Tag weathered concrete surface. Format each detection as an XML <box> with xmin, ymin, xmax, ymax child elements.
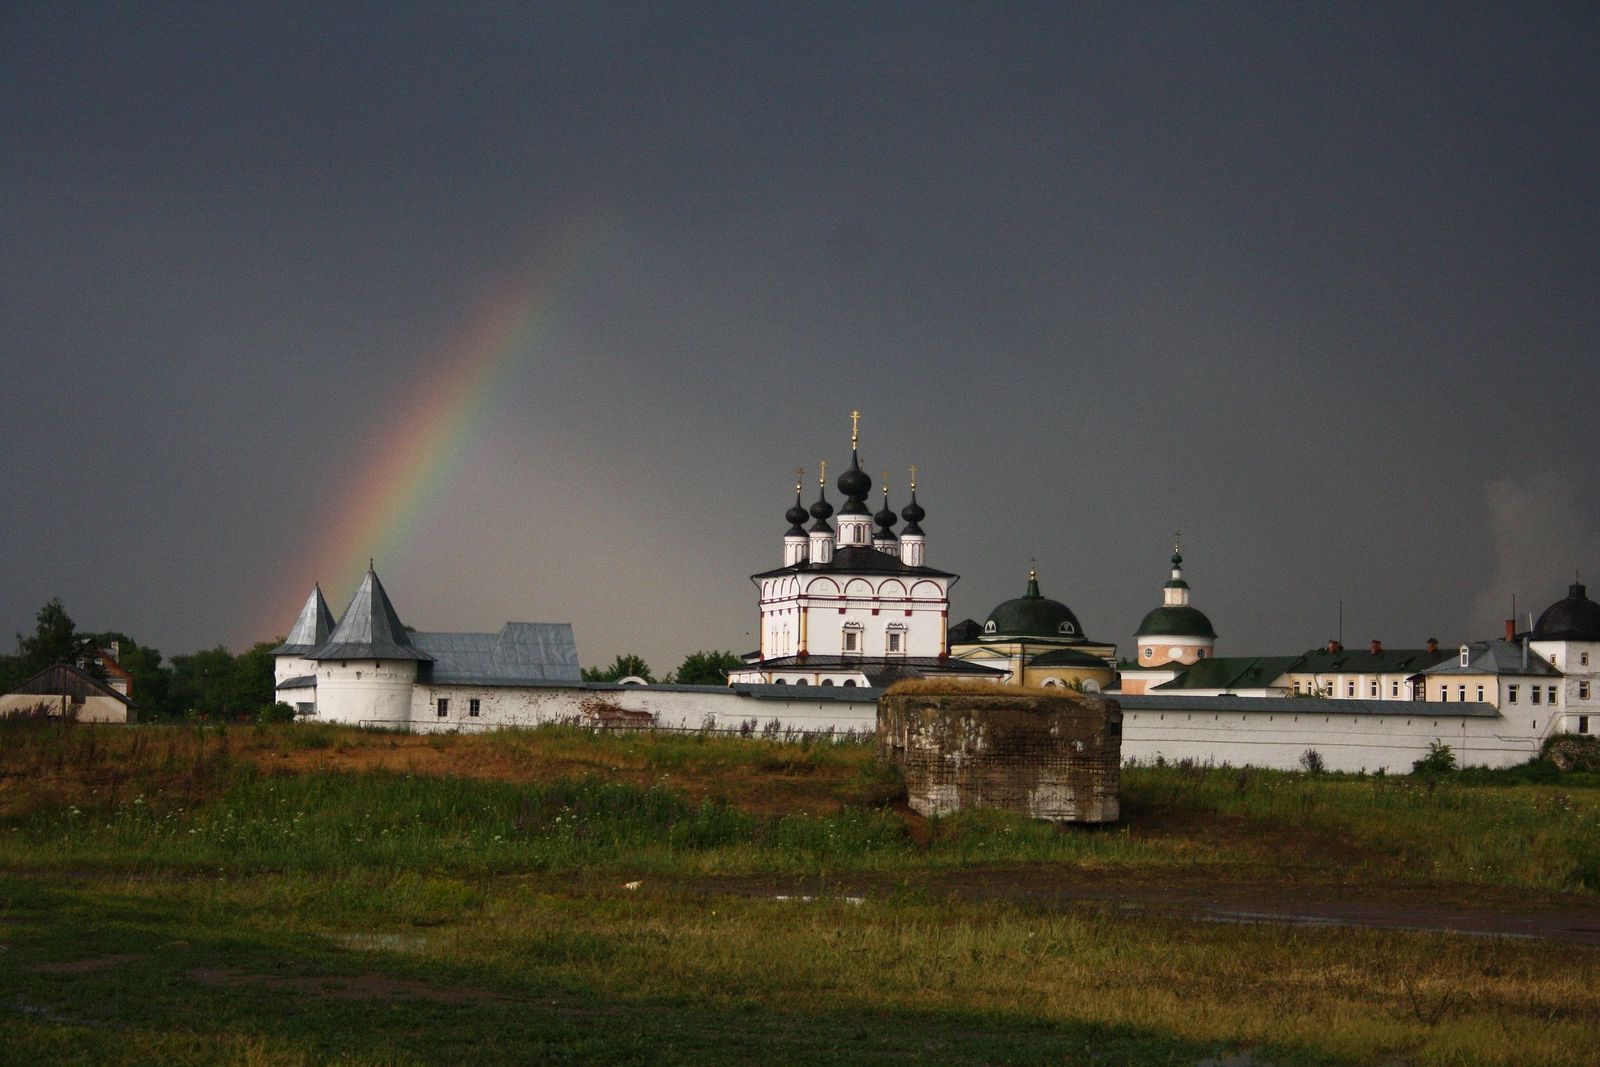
<box><xmin>877</xmin><ymin>687</ymin><xmax>1121</xmax><ymax>823</ymax></box>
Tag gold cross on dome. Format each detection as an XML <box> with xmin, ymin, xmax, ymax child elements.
<box><xmin>819</xmin><ymin>460</ymin><xmax>827</xmax><ymax>486</ymax></box>
<box><xmin>795</xmin><ymin>468</ymin><xmax>804</xmax><ymax>493</ymax></box>
<box><xmin>908</xmin><ymin>465</ymin><xmax>918</xmax><ymax>490</ymax></box>
<box><xmin>1173</xmin><ymin>530</ymin><xmax>1181</xmax><ymax>553</ymax></box>
<box><xmin>850</xmin><ymin>410</ymin><xmax>860</xmax><ymax>449</ymax></box>
<box><xmin>882</xmin><ymin>471</ymin><xmax>889</xmax><ymax>496</ymax></box>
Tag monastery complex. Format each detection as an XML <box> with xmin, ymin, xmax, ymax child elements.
<box><xmin>269</xmin><ymin>417</ymin><xmax>1598</xmax><ymax>774</ymax></box>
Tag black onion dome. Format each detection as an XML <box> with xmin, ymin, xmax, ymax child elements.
<box><xmin>837</xmin><ymin>452</ymin><xmax>872</xmax><ymax>499</ymax></box>
<box><xmin>1533</xmin><ymin>583</ymin><xmax>1600</xmax><ymax>641</ymax></box>
<box><xmin>808</xmin><ymin>488</ymin><xmax>834</xmax><ymax>531</ymax></box>
<box><xmin>900</xmin><ymin>489</ymin><xmax>925</xmax><ymax>534</ymax></box>
<box><xmin>785</xmin><ymin>491</ymin><xmax>809</xmax><ymax>534</ymax></box>
<box><xmin>874</xmin><ymin>497</ymin><xmax>898</xmax><ymax>532</ymax></box>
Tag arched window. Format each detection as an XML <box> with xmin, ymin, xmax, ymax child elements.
<box><xmin>984</xmin><ymin>620</ymin><xmax>997</xmax><ymax>634</ymax></box>
<box><xmin>1059</xmin><ymin>621</ymin><xmax>1075</xmax><ymax>635</ymax></box>
<box><xmin>822</xmin><ymin>678</ymin><xmax>834</xmax><ymax>686</ymax></box>
<box><xmin>796</xmin><ymin>678</ymin><xmax>808</xmax><ymax>686</ymax></box>
<box><xmin>843</xmin><ymin>679</ymin><xmax>856</xmax><ymax>687</ymax></box>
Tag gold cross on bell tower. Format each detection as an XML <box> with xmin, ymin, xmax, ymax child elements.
<box><xmin>818</xmin><ymin>460</ymin><xmax>827</xmax><ymax>487</ymax></box>
<box><xmin>908</xmin><ymin>464</ymin><xmax>917</xmax><ymax>490</ymax></box>
<box><xmin>795</xmin><ymin>468</ymin><xmax>804</xmax><ymax>493</ymax></box>
<box><xmin>850</xmin><ymin>409</ymin><xmax>860</xmax><ymax>450</ymax></box>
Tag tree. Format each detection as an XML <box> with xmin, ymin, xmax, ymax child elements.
<box><xmin>671</xmin><ymin>650</ymin><xmax>742</xmax><ymax>686</ymax></box>
<box><xmin>17</xmin><ymin>598</ymin><xmax>77</xmax><ymax>673</ymax></box>
<box><xmin>581</xmin><ymin>654</ymin><xmax>655</xmax><ymax>683</ymax></box>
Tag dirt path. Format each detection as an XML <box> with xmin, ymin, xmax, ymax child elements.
<box><xmin>666</xmin><ymin>868</ymin><xmax>1600</xmax><ymax>945</ymax></box>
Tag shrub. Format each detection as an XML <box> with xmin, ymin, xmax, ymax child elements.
<box><xmin>1298</xmin><ymin>748</ymin><xmax>1326</xmax><ymax>774</ymax></box>
<box><xmin>257</xmin><ymin>702</ymin><xmax>296</xmax><ymax>724</ymax></box>
<box><xmin>1412</xmin><ymin>740</ymin><xmax>1456</xmax><ymax>776</ymax></box>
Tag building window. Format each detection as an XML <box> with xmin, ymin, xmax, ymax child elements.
<box><xmin>1532</xmin><ymin>687</ymin><xmax>1542</xmax><ymax>705</ymax></box>
<box><xmin>843</xmin><ymin>624</ymin><xmax>862</xmax><ymax>654</ymax></box>
<box><xmin>843</xmin><ymin>679</ymin><xmax>856</xmax><ymax>687</ymax></box>
<box><xmin>1581</xmin><ymin>681</ymin><xmax>1591</xmax><ymax>700</ymax></box>
<box><xmin>1369</xmin><ymin>680</ymin><xmax>1379</xmax><ymax>697</ymax></box>
<box><xmin>1440</xmin><ymin>688</ymin><xmax>1448</xmax><ymax>702</ymax></box>
<box><xmin>1143</xmin><ymin>647</ymin><xmax>1153</xmax><ymax>659</ymax></box>
<box><xmin>822</xmin><ymin>679</ymin><xmax>834</xmax><ymax>686</ymax></box>
<box><xmin>1458</xmin><ymin>685</ymin><xmax>1466</xmax><ymax>702</ymax></box>
<box><xmin>1476</xmin><ymin>685</ymin><xmax>1484</xmax><ymax>702</ymax></box>
<box><xmin>436</xmin><ymin>698</ymin><xmax>449</xmax><ymax>717</ymax></box>
<box><xmin>1058</xmin><ymin>621</ymin><xmax>1075</xmax><ymax>635</ymax></box>
<box><xmin>1347</xmin><ymin>682</ymin><xmax>1356</xmax><ymax>697</ymax></box>
<box><xmin>1580</xmin><ymin>716</ymin><xmax>1590</xmax><ymax>734</ymax></box>
<box><xmin>795</xmin><ymin>679</ymin><xmax>808</xmax><ymax>685</ymax></box>
<box><xmin>1548</xmin><ymin>686</ymin><xmax>1558</xmax><ymax>704</ymax></box>
<box><xmin>1508</xmin><ymin>685</ymin><xmax>1518</xmax><ymax>704</ymax></box>
<box><xmin>1391</xmin><ymin>681</ymin><xmax>1399</xmax><ymax>697</ymax></box>
<box><xmin>984</xmin><ymin>621</ymin><xmax>997</xmax><ymax>634</ymax></box>
<box><xmin>1197</xmin><ymin>649</ymin><xmax>1206</xmax><ymax>659</ymax></box>
<box><xmin>469</xmin><ymin>699</ymin><xmax>480</xmax><ymax>717</ymax></box>
<box><xmin>1460</xmin><ymin>645</ymin><xmax>1470</xmax><ymax>667</ymax></box>
<box><xmin>1582</xmin><ymin>652</ymin><xmax>1590</xmax><ymax>666</ymax></box>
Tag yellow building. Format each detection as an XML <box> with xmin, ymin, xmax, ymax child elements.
<box><xmin>949</xmin><ymin>568</ymin><xmax>1117</xmax><ymax>690</ymax></box>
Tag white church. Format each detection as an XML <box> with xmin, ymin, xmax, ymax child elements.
<box><xmin>727</xmin><ymin>414</ymin><xmax>1006</xmax><ymax>688</ymax></box>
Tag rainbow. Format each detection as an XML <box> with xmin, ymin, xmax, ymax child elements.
<box><xmin>265</xmin><ymin>226</ymin><xmax>591</xmax><ymax>637</ymax></box>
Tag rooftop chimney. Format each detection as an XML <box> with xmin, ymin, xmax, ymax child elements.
<box><xmin>1327</xmin><ymin>639</ymin><xmax>1342</xmax><ymax>653</ymax></box>
<box><xmin>1369</xmin><ymin>639</ymin><xmax>1382</xmax><ymax>654</ymax></box>
<box><xmin>1505</xmin><ymin>618</ymin><xmax>1516</xmax><ymax>642</ymax></box>
<box><xmin>1426</xmin><ymin>638</ymin><xmax>1438</xmax><ymax>654</ymax></box>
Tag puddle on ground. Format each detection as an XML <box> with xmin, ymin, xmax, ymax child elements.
<box><xmin>332</xmin><ymin>932</ymin><xmax>432</xmax><ymax>954</ymax></box>
<box><xmin>771</xmin><ymin>895</ymin><xmax>865</xmax><ymax>905</ymax></box>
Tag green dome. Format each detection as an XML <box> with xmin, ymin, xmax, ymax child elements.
<box><xmin>1134</xmin><ymin>604</ymin><xmax>1216</xmax><ymax>640</ymax></box>
<box><xmin>983</xmin><ymin>573</ymin><xmax>1085</xmax><ymax>640</ymax></box>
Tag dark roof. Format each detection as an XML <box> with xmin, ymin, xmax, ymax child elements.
<box><xmin>984</xmin><ymin>574</ymin><xmax>1085</xmax><ymax>641</ymax></box>
<box><xmin>273</xmin><ymin>584</ymin><xmax>336</xmax><ymax>655</ymax></box>
<box><xmin>1030</xmin><ymin>647</ymin><xmax>1112</xmax><ymax>668</ymax></box>
<box><xmin>946</xmin><ymin>618</ymin><xmax>983</xmax><ymax>644</ymax></box>
<box><xmin>1421</xmin><ymin>640</ymin><xmax>1562</xmax><ymax>678</ymax></box>
<box><xmin>1294</xmin><ymin>646</ymin><xmax>1452</xmax><ymax>674</ymax></box>
<box><xmin>1153</xmin><ymin>656</ymin><xmax>1305</xmax><ymax>691</ymax></box>
<box><xmin>275</xmin><ymin>675</ymin><xmax>316</xmax><ymax>691</ymax></box>
<box><xmin>413</xmin><ymin>623</ymin><xmax>581</xmax><ymax>685</ymax></box>
<box><xmin>1533</xmin><ymin>583</ymin><xmax>1600</xmax><ymax>641</ymax></box>
<box><xmin>1118</xmin><ymin>694</ymin><xmax>1500</xmax><ymax>718</ymax></box>
<box><xmin>5</xmin><ymin>663</ymin><xmax>135</xmax><ymax>707</ymax></box>
<box><xmin>313</xmin><ymin>568</ymin><xmax>431</xmax><ymax>662</ymax></box>
<box><xmin>751</xmin><ymin>545</ymin><xmax>955</xmax><ymax>580</ymax></box>
<box><xmin>1134</xmin><ymin>605</ymin><xmax>1216</xmax><ymax>640</ymax></box>
<box><xmin>741</xmin><ymin>655</ymin><xmax>1006</xmax><ymax>677</ymax></box>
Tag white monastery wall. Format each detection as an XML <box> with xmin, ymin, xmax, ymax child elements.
<box><xmin>1121</xmin><ymin>703</ymin><xmax>1543</xmax><ymax>772</ymax></box>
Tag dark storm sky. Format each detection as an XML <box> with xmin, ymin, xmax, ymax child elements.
<box><xmin>4</xmin><ymin>2</ymin><xmax>1598</xmax><ymax>672</ymax></box>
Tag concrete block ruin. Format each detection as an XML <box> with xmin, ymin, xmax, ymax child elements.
<box><xmin>877</xmin><ymin>685</ymin><xmax>1121</xmax><ymax>824</ymax></box>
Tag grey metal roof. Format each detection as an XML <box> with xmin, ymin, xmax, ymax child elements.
<box><xmin>413</xmin><ymin>623</ymin><xmax>580</xmax><ymax>685</ymax></box>
<box><xmin>275</xmin><ymin>675</ymin><xmax>317</xmax><ymax>691</ymax></box>
<box><xmin>1117</xmin><ymin>694</ymin><xmax>1501</xmax><ymax>718</ymax></box>
<box><xmin>312</xmin><ymin>568</ymin><xmax>431</xmax><ymax>662</ymax></box>
<box><xmin>272</xmin><ymin>584</ymin><xmax>336</xmax><ymax>655</ymax></box>
<box><xmin>1419</xmin><ymin>640</ymin><xmax>1562</xmax><ymax>678</ymax></box>
<box><xmin>741</xmin><ymin>654</ymin><xmax>1006</xmax><ymax>676</ymax></box>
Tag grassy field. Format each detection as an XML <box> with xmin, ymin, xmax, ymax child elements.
<box><xmin>2</xmin><ymin>718</ymin><xmax>1598</xmax><ymax>1065</ymax></box>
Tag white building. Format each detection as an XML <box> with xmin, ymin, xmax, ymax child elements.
<box><xmin>728</xmin><ymin>418</ymin><xmax>1005</xmax><ymax>688</ymax></box>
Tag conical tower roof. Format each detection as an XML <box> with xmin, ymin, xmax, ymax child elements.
<box><xmin>312</xmin><ymin>566</ymin><xmax>431</xmax><ymax>662</ymax></box>
<box><xmin>272</xmin><ymin>584</ymin><xmax>336</xmax><ymax>655</ymax></box>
